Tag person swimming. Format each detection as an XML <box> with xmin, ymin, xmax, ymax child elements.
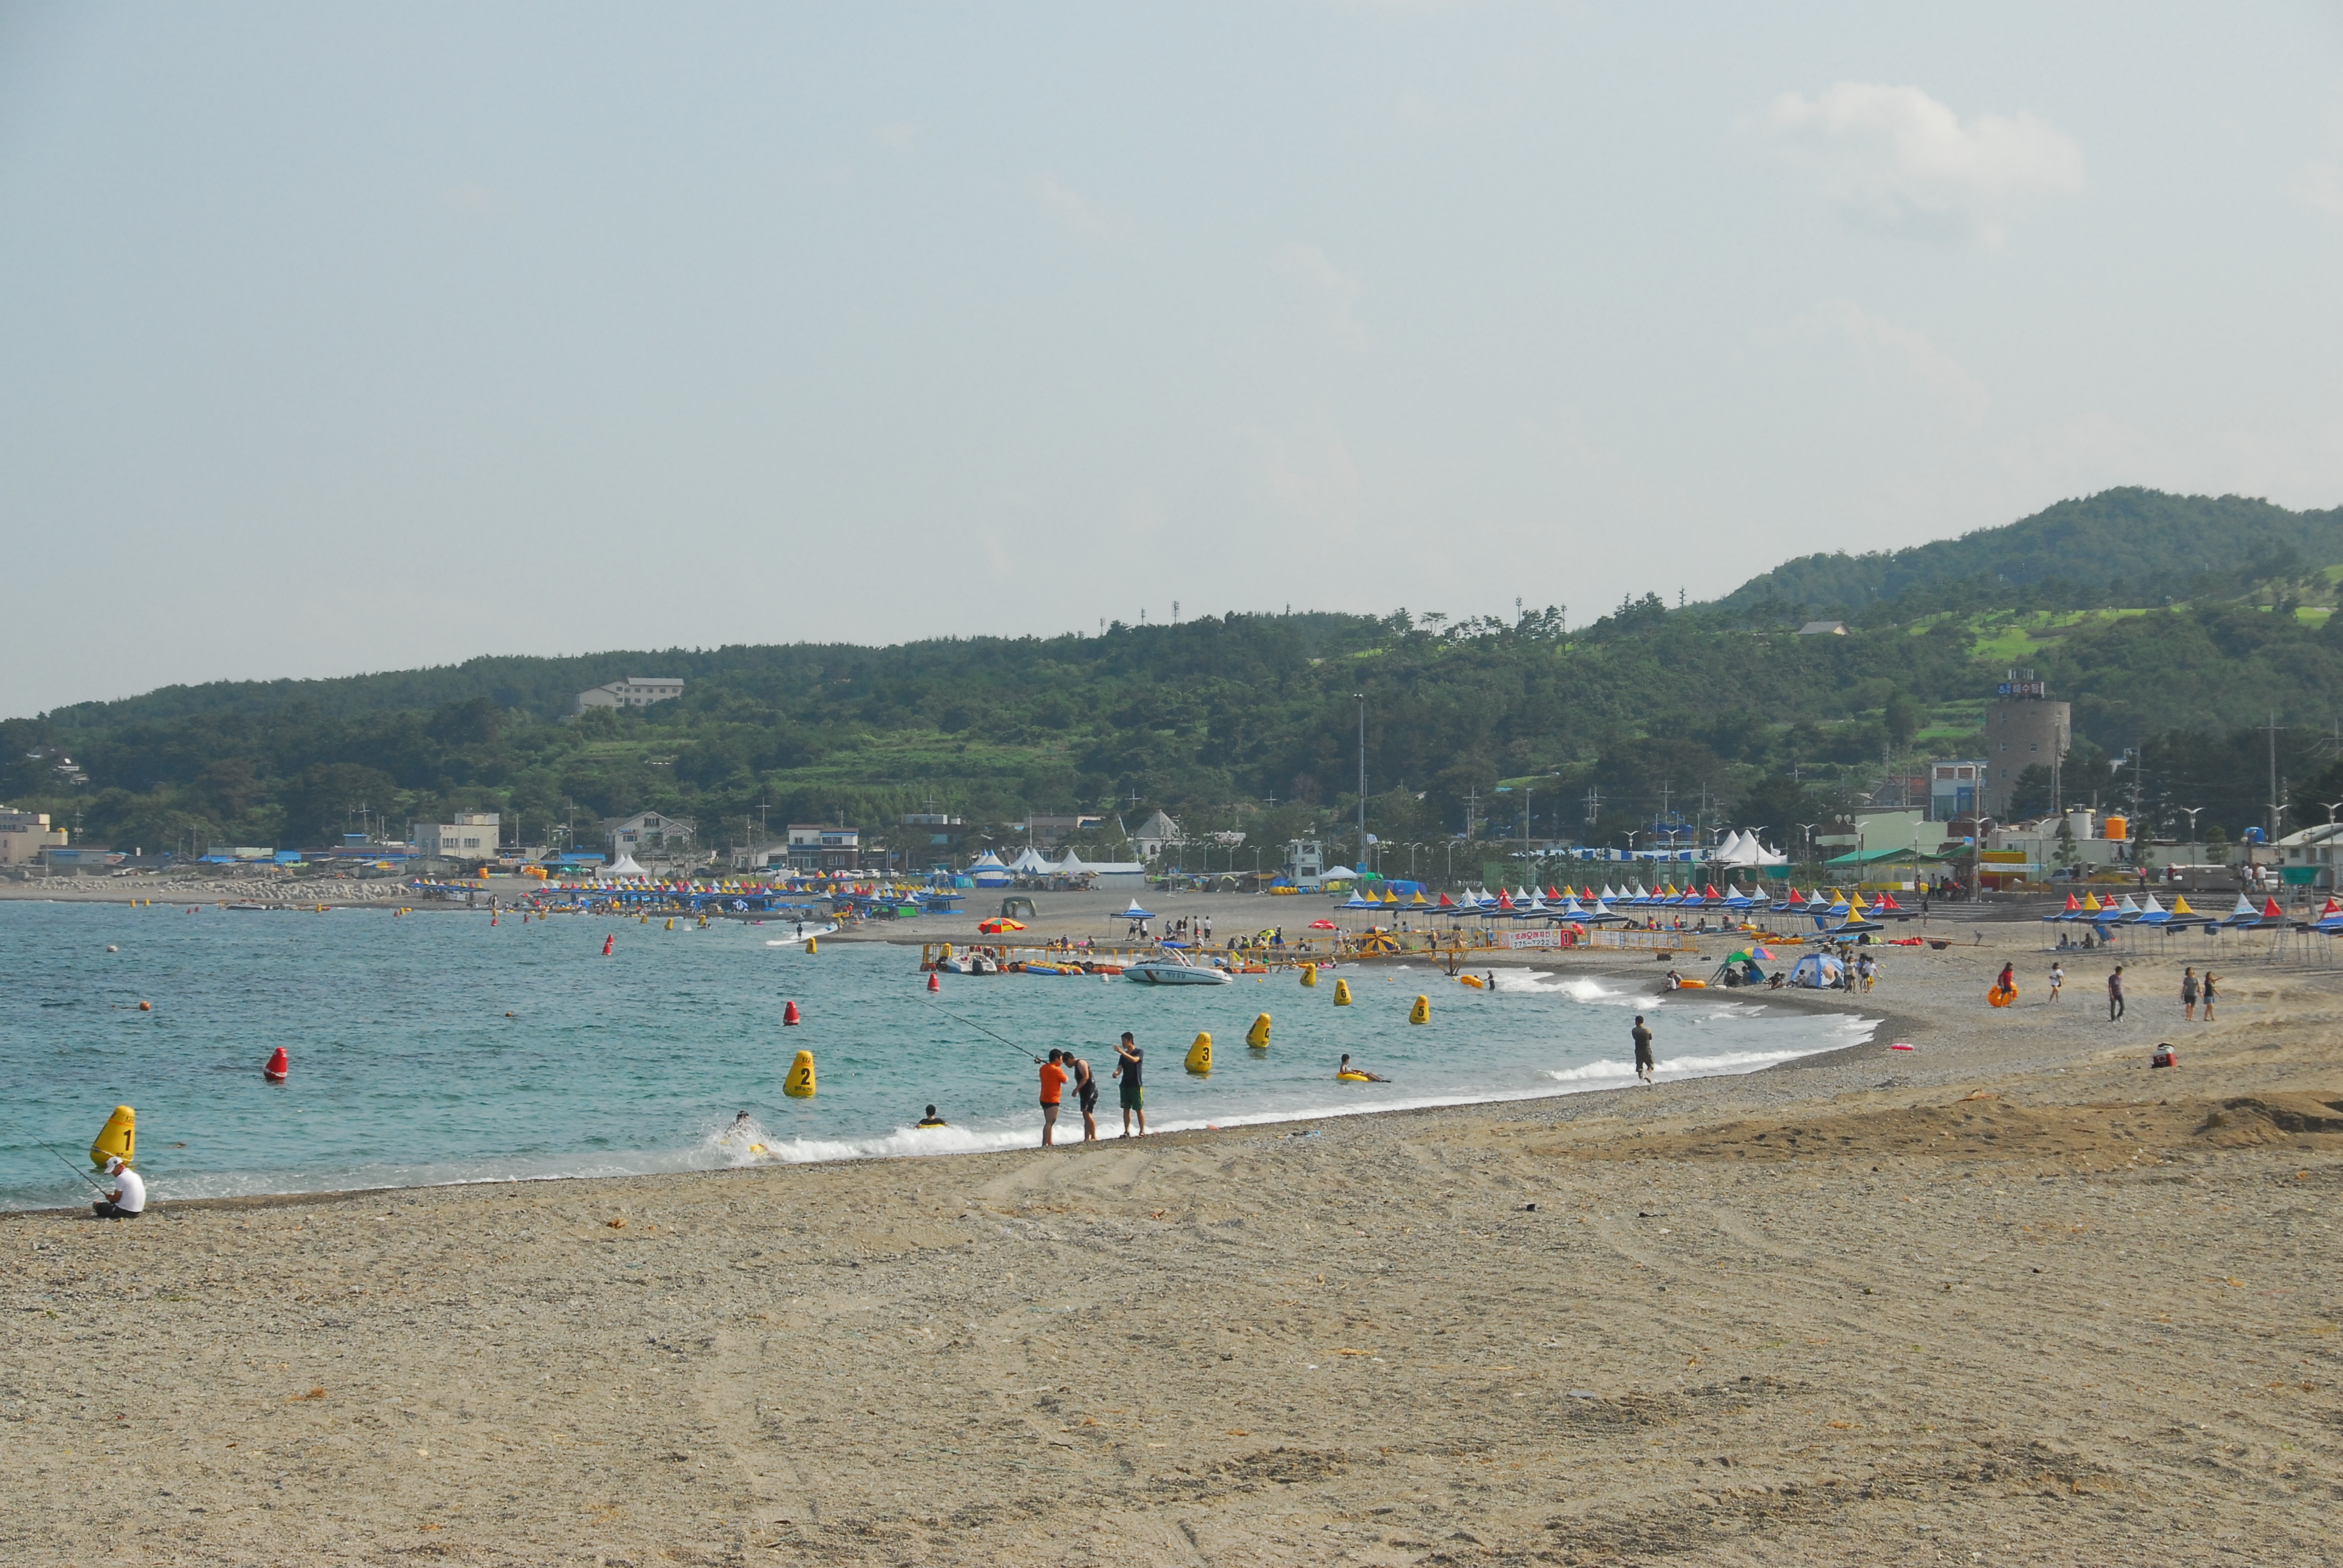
<box><xmin>1337</xmin><ymin>1053</ymin><xmax>1389</xmax><ymax>1082</ymax></box>
<box><xmin>916</xmin><ymin>1104</ymin><xmax>948</xmax><ymax>1127</ymax></box>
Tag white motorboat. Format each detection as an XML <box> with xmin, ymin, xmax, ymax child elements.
<box><xmin>1122</xmin><ymin>950</ymin><xmax>1232</xmax><ymax>985</ymax></box>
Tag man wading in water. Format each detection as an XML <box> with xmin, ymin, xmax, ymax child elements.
<box><xmin>1631</xmin><ymin>1015</ymin><xmax>1656</xmax><ymax>1084</ymax></box>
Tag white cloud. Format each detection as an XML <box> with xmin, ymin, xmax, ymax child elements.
<box><xmin>1783</xmin><ymin>298</ymin><xmax>1989</xmax><ymax>418</ymax></box>
<box><xmin>445</xmin><ymin>183</ymin><xmax>506</xmax><ymax>217</ymax></box>
<box><xmin>1033</xmin><ymin>174</ymin><xmax>1134</xmax><ymax>244</ymax></box>
<box><xmin>873</xmin><ymin>122</ymin><xmax>919</xmax><ymax>151</ymax></box>
<box><xmin>1273</xmin><ymin>242</ymin><xmax>1368</xmax><ymax>349</ymax></box>
<box><xmin>1245</xmin><ymin>413</ymin><xmax>1362</xmax><ymax>535</ymax></box>
<box><xmin>1754</xmin><ymin>82</ymin><xmax>2085</xmax><ymax>247</ymax></box>
<box><xmin>2286</xmin><ymin>160</ymin><xmax>2343</xmax><ymax>217</ymax></box>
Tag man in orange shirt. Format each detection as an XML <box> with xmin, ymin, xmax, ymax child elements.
<box><xmin>1039</xmin><ymin>1048</ymin><xmax>1070</xmax><ymax>1145</ymax></box>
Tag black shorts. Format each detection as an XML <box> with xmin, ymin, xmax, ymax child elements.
<box><xmin>1634</xmin><ymin>1047</ymin><xmax>1655</xmax><ymax>1069</ymax></box>
<box><xmin>1078</xmin><ymin>1082</ymin><xmax>1099</xmax><ymax>1114</ymax></box>
<box><xmin>93</xmin><ymin>1203</ymin><xmax>141</xmax><ymax>1220</ymax></box>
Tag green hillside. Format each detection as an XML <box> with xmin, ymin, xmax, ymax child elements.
<box><xmin>1720</xmin><ymin>488</ymin><xmax>2343</xmax><ymax>615</ymax></box>
<box><xmin>10</xmin><ymin>489</ymin><xmax>2343</xmax><ymax>865</ymax></box>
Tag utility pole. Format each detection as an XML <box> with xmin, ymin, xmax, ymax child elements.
<box><xmin>1355</xmin><ymin>693</ymin><xmax>1369</xmax><ymax>875</ymax></box>
<box><xmin>2266</xmin><ymin>710</ymin><xmax>2287</xmax><ymax>845</ymax></box>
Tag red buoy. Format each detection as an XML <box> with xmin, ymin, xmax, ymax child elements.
<box><xmin>264</xmin><ymin>1047</ymin><xmax>289</xmax><ymax>1083</ymax></box>
<box><xmin>926</xmin><ymin>971</ymin><xmax>940</xmax><ymax>992</ymax></box>
<box><xmin>602</xmin><ymin>934</ymin><xmax>615</xmax><ymax>956</ymax></box>
<box><xmin>783</xmin><ymin>999</ymin><xmax>802</xmax><ymax>1025</ymax></box>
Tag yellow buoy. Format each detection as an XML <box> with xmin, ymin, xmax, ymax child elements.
<box><xmin>805</xmin><ymin>936</ymin><xmax>818</xmax><ymax>955</ymax></box>
<box><xmin>90</xmin><ymin>1105</ymin><xmax>135</xmax><ymax>1169</ymax></box>
<box><xmin>1185</xmin><ymin>1032</ymin><xmax>1213</xmax><ymax>1074</ymax></box>
<box><xmin>639</xmin><ymin>912</ymin><xmax>647</xmax><ymax>924</ymax></box>
<box><xmin>1300</xmin><ymin>963</ymin><xmax>1318</xmax><ymax>988</ymax></box>
<box><xmin>665</xmin><ymin>917</ymin><xmax>675</xmax><ymax>930</ymax></box>
<box><xmin>1333</xmin><ymin>979</ymin><xmax>1353</xmax><ymax>1006</ymax></box>
<box><xmin>1246</xmin><ymin>1012</ymin><xmax>1272</xmax><ymax>1048</ymax></box>
<box><xmin>784</xmin><ymin>1050</ymin><xmax>817</xmax><ymax>1097</ymax></box>
<box><xmin>1409</xmin><ymin>994</ymin><xmax>1430</xmax><ymax>1024</ymax></box>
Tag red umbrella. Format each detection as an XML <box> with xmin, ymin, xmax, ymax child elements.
<box><xmin>1309</xmin><ymin>919</ymin><xmax>1338</xmax><ymax>930</ymax></box>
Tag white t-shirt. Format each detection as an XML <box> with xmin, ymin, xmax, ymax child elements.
<box><xmin>111</xmin><ymin>1168</ymin><xmax>146</xmax><ymax>1214</ymax></box>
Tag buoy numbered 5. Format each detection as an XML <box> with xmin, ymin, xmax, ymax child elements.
<box><xmin>927</xmin><ymin>972</ymin><xmax>941</xmax><ymax>992</ymax></box>
<box><xmin>1300</xmin><ymin>963</ymin><xmax>1318</xmax><ymax>988</ymax></box>
<box><xmin>90</xmin><ymin>1105</ymin><xmax>135</xmax><ymax>1169</ymax></box>
<box><xmin>1185</xmin><ymin>1032</ymin><xmax>1213</xmax><ymax>1074</ymax></box>
<box><xmin>1246</xmin><ymin>1012</ymin><xmax>1272</xmax><ymax>1048</ymax></box>
<box><xmin>783</xmin><ymin>999</ymin><xmax>802</xmax><ymax>1026</ymax></box>
<box><xmin>784</xmin><ymin>1050</ymin><xmax>817</xmax><ymax>1097</ymax></box>
<box><xmin>1333</xmin><ymin>978</ymin><xmax>1353</xmax><ymax>1006</ymax></box>
<box><xmin>1408</xmin><ymin>994</ymin><xmax>1430</xmax><ymax>1024</ymax></box>
<box><xmin>264</xmin><ymin>1047</ymin><xmax>289</xmax><ymax>1083</ymax></box>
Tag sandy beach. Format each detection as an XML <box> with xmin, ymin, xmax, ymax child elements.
<box><xmin>5</xmin><ymin>920</ymin><xmax>2341</xmax><ymax>1566</ymax></box>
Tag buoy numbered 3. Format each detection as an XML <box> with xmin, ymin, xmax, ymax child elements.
<box><xmin>1185</xmin><ymin>1032</ymin><xmax>1213</xmax><ymax>1074</ymax></box>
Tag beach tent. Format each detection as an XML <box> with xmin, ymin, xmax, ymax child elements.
<box><xmin>1008</xmin><ymin>846</ymin><xmax>1054</xmax><ymax>875</ymax></box>
<box><xmin>1788</xmin><ymin>952</ymin><xmax>1844</xmax><ymax>988</ymax></box>
<box><xmin>966</xmin><ymin>851</ymin><xmax>1014</xmax><ymax>887</ymax></box>
<box><xmin>605</xmin><ymin>852</ymin><xmax>648</xmax><ymax>878</ymax></box>
<box><xmin>1054</xmin><ymin>849</ymin><xmax>1090</xmax><ymax>877</ymax></box>
<box><xmin>1121</xmin><ymin>899</ymin><xmax>1156</xmax><ymax>920</ymax></box>
<box><xmin>1320</xmin><ymin>864</ymin><xmax>1358</xmax><ymax>882</ymax></box>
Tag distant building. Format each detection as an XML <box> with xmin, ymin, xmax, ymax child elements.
<box><xmin>1928</xmin><ymin>760</ymin><xmax>1986</xmax><ymax>823</ymax></box>
<box><xmin>1797</xmin><ymin>621</ymin><xmax>1847</xmax><ymax>636</ymax></box>
<box><xmin>604</xmin><ymin>811</ymin><xmax>694</xmax><ymax>863</ymax></box>
<box><xmin>1130</xmin><ymin>809</ymin><xmax>1183</xmax><ymax>860</ymax></box>
<box><xmin>787</xmin><ymin>824</ymin><xmax>860</xmax><ymax>874</ymax></box>
<box><xmin>1982</xmin><ymin>673</ymin><xmax>2070</xmax><ymax>818</ymax></box>
<box><xmin>0</xmin><ymin>808</ymin><xmax>67</xmax><ymax>866</ymax></box>
<box><xmin>415</xmin><ymin>813</ymin><xmax>502</xmax><ymax>861</ymax></box>
<box><xmin>904</xmin><ymin>812</ymin><xmax>971</xmax><ymax>858</ymax></box>
<box><xmin>574</xmin><ymin>677</ymin><xmax>685</xmax><ymax>715</ymax></box>
<box><xmin>42</xmin><ymin>846</ymin><xmax>117</xmax><ymax>876</ymax></box>
<box><xmin>1283</xmin><ymin>838</ymin><xmax>1326</xmax><ymax>891</ymax></box>
<box><xmin>1020</xmin><ymin>813</ymin><xmax>1103</xmax><ymax>849</ymax></box>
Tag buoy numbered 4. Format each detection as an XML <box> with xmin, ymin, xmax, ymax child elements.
<box><xmin>783</xmin><ymin>999</ymin><xmax>801</xmax><ymax>1025</ymax></box>
<box><xmin>1246</xmin><ymin>1012</ymin><xmax>1272</xmax><ymax>1048</ymax></box>
<box><xmin>784</xmin><ymin>1050</ymin><xmax>817</xmax><ymax>1097</ymax></box>
<box><xmin>90</xmin><ymin>1105</ymin><xmax>135</xmax><ymax>1169</ymax></box>
<box><xmin>1185</xmin><ymin>1032</ymin><xmax>1213</xmax><ymax>1074</ymax></box>
<box><xmin>1408</xmin><ymin>994</ymin><xmax>1430</xmax><ymax>1024</ymax></box>
<box><xmin>1333</xmin><ymin>978</ymin><xmax>1353</xmax><ymax>1006</ymax></box>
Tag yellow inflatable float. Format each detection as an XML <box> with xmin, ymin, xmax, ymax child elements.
<box><xmin>90</xmin><ymin>1105</ymin><xmax>135</xmax><ymax>1169</ymax></box>
<box><xmin>1458</xmin><ymin>974</ymin><xmax>1486</xmax><ymax>989</ymax></box>
<box><xmin>1336</xmin><ymin>1071</ymin><xmax>1372</xmax><ymax>1083</ymax></box>
<box><xmin>783</xmin><ymin>1050</ymin><xmax>817</xmax><ymax>1097</ymax></box>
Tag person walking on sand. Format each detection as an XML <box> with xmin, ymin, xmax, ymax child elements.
<box><xmin>2181</xmin><ymin>966</ymin><xmax>2200</xmax><ymax>1022</ymax></box>
<box><xmin>2048</xmin><ymin>961</ymin><xmax>2064</xmax><ymax>1002</ymax></box>
<box><xmin>2108</xmin><ymin>965</ymin><xmax>2126</xmax><ymax>1023</ymax></box>
<box><xmin>2201</xmin><ymin>970</ymin><xmax>2218</xmax><ymax>1021</ymax></box>
<box><xmin>1067</xmin><ymin>1048</ymin><xmax>1099</xmax><ymax>1142</ymax></box>
<box><xmin>1113</xmin><ymin>1031</ymin><xmax>1147</xmax><ymax>1136</ymax></box>
<box><xmin>1997</xmin><ymin>961</ymin><xmax>2015</xmax><ymax>996</ymax></box>
<box><xmin>1631</xmin><ymin>1015</ymin><xmax>1656</xmax><ymax>1084</ymax></box>
<box><xmin>1038</xmin><ymin>1049</ymin><xmax>1069</xmax><ymax>1146</ymax></box>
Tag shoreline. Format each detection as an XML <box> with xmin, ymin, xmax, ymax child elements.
<box><xmin>8</xmin><ymin>917</ymin><xmax>2341</xmax><ymax>1561</ymax></box>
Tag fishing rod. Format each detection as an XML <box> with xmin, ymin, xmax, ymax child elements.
<box><xmin>0</xmin><ymin>1113</ymin><xmax>113</xmax><ymax>1196</ymax></box>
<box><xmin>921</xmin><ymin>995</ymin><xmax>1046</xmax><ymax>1064</ymax></box>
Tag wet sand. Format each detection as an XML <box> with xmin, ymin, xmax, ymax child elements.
<box><xmin>5</xmin><ymin>923</ymin><xmax>2340</xmax><ymax>1565</ymax></box>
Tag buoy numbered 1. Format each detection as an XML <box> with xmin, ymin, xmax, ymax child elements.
<box><xmin>90</xmin><ymin>1105</ymin><xmax>135</xmax><ymax>1169</ymax></box>
<box><xmin>1333</xmin><ymin>978</ymin><xmax>1353</xmax><ymax>1006</ymax></box>
<box><xmin>1246</xmin><ymin>1012</ymin><xmax>1272</xmax><ymax>1048</ymax></box>
<box><xmin>1185</xmin><ymin>1032</ymin><xmax>1213</xmax><ymax>1075</ymax></box>
<box><xmin>784</xmin><ymin>1050</ymin><xmax>817</xmax><ymax>1097</ymax></box>
<box><xmin>1408</xmin><ymin>994</ymin><xmax>1430</xmax><ymax>1024</ymax></box>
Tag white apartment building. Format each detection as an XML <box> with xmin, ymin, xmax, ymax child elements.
<box><xmin>0</xmin><ymin>809</ymin><xmax>67</xmax><ymax>866</ymax></box>
<box><xmin>574</xmin><ymin>678</ymin><xmax>685</xmax><ymax>714</ymax></box>
<box><xmin>415</xmin><ymin>812</ymin><xmax>502</xmax><ymax>860</ymax></box>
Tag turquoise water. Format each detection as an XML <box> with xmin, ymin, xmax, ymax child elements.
<box><xmin>0</xmin><ymin>901</ymin><xmax>1873</xmax><ymax>1210</ymax></box>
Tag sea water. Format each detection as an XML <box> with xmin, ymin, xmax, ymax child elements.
<box><xmin>0</xmin><ymin>901</ymin><xmax>1873</xmax><ymax>1210</ymax></box>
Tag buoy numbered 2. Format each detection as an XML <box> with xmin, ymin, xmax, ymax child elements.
<box><xmin>784</xmin><ymin>1050</ymin><xmax>817</xmax><ymax>1097</ymax></box>
<box><xmin>1299</xmin><ymin>964</ymin><xmax>1317</xmax><ymax>988</ymax></box>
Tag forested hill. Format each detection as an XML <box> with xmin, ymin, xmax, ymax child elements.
<box><xmin>1719</xmin><ymin>489</ymin><xmax>2343</xmax><ymax>615</ymax></box>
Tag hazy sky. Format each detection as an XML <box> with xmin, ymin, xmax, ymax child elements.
<box><xmin>4</xmin><ymin>2</ymin><xmax>2341</xmax><ymax>717</ymax></box>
